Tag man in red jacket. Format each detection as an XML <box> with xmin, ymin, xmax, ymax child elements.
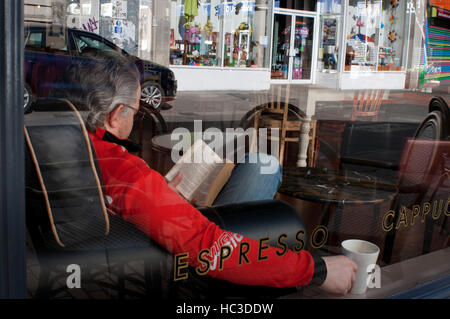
<box><xmin>66</xmin><ymin>52</ymin><xmax>357</xmax><ymax>295</ymax></box>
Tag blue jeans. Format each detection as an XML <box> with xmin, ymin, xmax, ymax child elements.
<box><xmin>212</xmin><ymin>153</ymin><xmax>282</xmax><ymax>206</ymax></box>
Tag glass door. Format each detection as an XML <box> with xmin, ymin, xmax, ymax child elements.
<box><xmin>271</xmin><ymin>12</ymin><xmax>316</xmax><ymax>82</ymax></box>
<box><xmin>292</xmin><ymin>15</ymin><xmax>315</xmax><ymax>81</ymax></box>
<box><xmin>271</xmin><ymin>13</ymin><xmax>291</xmax><ymax>80</ymax></box>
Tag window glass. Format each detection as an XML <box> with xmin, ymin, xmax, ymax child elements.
<box><xmin>378</xmin><ymin>0</ymin><xmax>406</xmax><ymax>71</ymax></box>
<box><xmin>25</xmin><ymin>28</ymin><xmax>68</xmax><ymax>55</ymax></box>
<box><xmin>345</xmin><ymin>0</ymin><xmax>405</xmax><ymax>72</ymax></box>
<box><xmin>26</xmin><ymin>32</ymin><xmax>45</xmax><ymax>50</ymax></box>
<box><xmin>222</xmin><ymin>1</ymin><xmax>271</xmax><ymax>68</ymax></box>
<box><xmin>18</xmin><ymin>0</ymin><xmax>450</xmax><ymax>301</ymax></box>
<box><xmin>317</xmin><ymin>15</ymin><xmax>340</xmax><ymax>72</ymax></box>
<box><xmin>169</xmin><ymin>0</ymin><xmax>270</xmax><ymax>68</ymax></box>
<box><xmin>72</xmin><ymin>33</ymin><xmax>119</xmax><ymax>55</ymax></box>
<box><xmin>345</xmin><ymin>0</ymin><xmax>382</xmax><ymax>71</ymax></box>
<box><xmin>170</xmin><ymin>0</ymin><xmax>222</xmax><ymax>66</ymax></box>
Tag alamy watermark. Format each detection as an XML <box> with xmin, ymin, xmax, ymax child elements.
<box><xmin>170</xmin><ymin>120</ymin><xmax>281</xmax><ymax>174</ymax></box>
<box><xmin>66</xmin><ymin>264</ymin><xmax>81</xmax><ymax>289</ymax></box>
<box><xmin>367</xmin><ymin>264</ymin><xmax>381</xmax><ymax>289</ymax></box>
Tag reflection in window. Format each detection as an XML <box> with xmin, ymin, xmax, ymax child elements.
<box><xmin>223</xmin><ymin>1</ymin><xmax>257</xmax><ymax>68</ymax></box>
<box><xmin>345</xmin><ymin>0</ymin><xmax>405</xmax><ymax>72</ymax></box>
<box><xmin>26</xmin><ymin>31</ymin><xmax>45</xmax><ymax>50</ymax></box>
<box><xmin>169</xmin><ymin>0</ymin><xmax>270</xmax><ymax>68</ymax></box>
<box><xmin>72</xmin><ymin>33</ymin><xmax>118</xmax><ymax>55</ymax></box>
<box><xmin>170</xmin><ymin>0</ymin><xmax>222</xmax><ymax>66</ymax></box>
<box><xmin>317</xmin><ymin>15</ymin><xmax>340</xmax><ymax>72</ymax></box>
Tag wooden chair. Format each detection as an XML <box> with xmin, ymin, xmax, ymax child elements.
<box><xmin>241</xmin><ymin>86</ymin><xmax>317</xmax><ymax>167</ymax></box>
<box><xmin>351</xmin><ymin>90</ymin><xmax>388</xmax><ymax>122</ymax></box>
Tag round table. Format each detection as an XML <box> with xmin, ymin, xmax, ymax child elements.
<box><xmin>279</xmin><ymin>167</ymin><xmax>398</xmax><ymax>253</ymax></box>
<box><xmin>150</xmin><ymin>133</ymin><xmax>179</xmax><ymax>175</ymax></box>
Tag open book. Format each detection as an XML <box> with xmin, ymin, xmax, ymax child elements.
<box><xmin>165</xmin><ymin>139</ymin><xmax>235</xmax><ymax>207</ymax></box>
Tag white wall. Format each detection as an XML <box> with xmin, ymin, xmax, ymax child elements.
<box><xmin>315</xmin><ymin>71</ymin><xmax>340</xmax><ymax>89</ymax></box>
<box><xmin>340</xmin><ymin>71</ymin><xmax>406</xmax><ymax>89</ymax></box>
<box><xmin>171</xmin><ymin>66</ymin><xmax>271</xmax><ymax>91</ymax></box>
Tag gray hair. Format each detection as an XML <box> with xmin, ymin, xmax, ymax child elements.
<box><xmin>65</xmin><ymin>50</ymin><xmax>140</xmax><ymax>131</ymax></box>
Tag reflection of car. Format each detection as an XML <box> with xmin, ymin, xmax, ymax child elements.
<box><xmin>24</xmin><ymin>24</ymin><xmax>177</xmax><ymax>113</ymax></box>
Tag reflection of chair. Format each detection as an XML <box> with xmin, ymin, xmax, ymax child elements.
<box><xmin>25</xmin><ymin>101</ymin><xmax>171</xmax><ymax>298</ymax></box>
<box><xmin>382</xmin><ymin>111</ymin><xmax>447</xmax><ymax>264</ymax></box>
<box><xmin>240</xmin><ymin>88</ymin><xmax>317</xmax><ymax>167</ymax></box>
<box><xmin>428</xmin><ymin>96</ymin><xmax>450</xmax><ymax>139</ymax></box>
<box><xmin>351</xmin><ymin>90</ymin><xmax>387</xmax><ymax>122</ymax></box>
<box><xmin>339</xmin><ymin>122</ymin><xmax>417</xmax><ymax>173</ymax></box>
<box><xmin>130</xmin><ymin>108</ymin><xmax>168</xmax><ymax>159</ymax></box>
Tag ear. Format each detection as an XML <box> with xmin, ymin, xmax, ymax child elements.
<box><xmin>106</xmin><ymin>104</ymin><xmax>125</xmax><ymax>131</ymax></box>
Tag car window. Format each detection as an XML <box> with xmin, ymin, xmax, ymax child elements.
<box><xmin>72</xmin><ymin>33</ymin><xmax>119</xmax><ymax>56</ymax></box>
<box><xmin>25</xmin><ymin>29</ymin><xmax>68</xmax><ymax>55</ymax></box>
<box><xmin>25</xmin><ymin>31</ymin><xmax>45</xmax><ymax>51</ymax></box>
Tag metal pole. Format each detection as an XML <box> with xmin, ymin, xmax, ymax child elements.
<box><xmin>0</xmin><ymin>0</ymin><xmax>26</xmax><ymax>299</ymax></box>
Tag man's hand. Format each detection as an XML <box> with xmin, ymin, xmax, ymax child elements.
<box><xmin>319</xmin><ymin>255</ymin><xmax>358</xmax><ymax>296</ymax></box>
<box><xmin>167</xmin><ymin>172</ymin><xmax>183</xmax><ymax>194</ymax></box>
<box><xmin>167</xmin><ymin>172</ymin><xmax>198</xmax><ymax>205</ymax></box>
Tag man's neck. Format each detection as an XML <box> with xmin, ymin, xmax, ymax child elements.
<box><xmin>102</xmin><ymin>130</ymin><xmax>142</xmax><ymax>153</ymax></box>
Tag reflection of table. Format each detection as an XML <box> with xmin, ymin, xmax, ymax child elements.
<box><xmin>297</xmin><ymin>89</ymin><xmax>389</xmax><ymax>167</ymax></box>
<box><xmin>150</xmin><ymin>134</ymin><xmax>178</xmax><ymax>175</ymax></box>
<box><xmin>297</xmin><ymin>89</ymin><xmax>356</xmax><ymax>167</ymax></box>
<box><xmin>278</xmin><ymin>167</ymin><xmax>397</xmax><ymax>251</ymax></box>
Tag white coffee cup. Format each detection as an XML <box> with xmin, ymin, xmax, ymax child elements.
<box><xmin>341</xmin><ymin>239</ymin><xmax>380</xmax><ymax>294</ymax></box>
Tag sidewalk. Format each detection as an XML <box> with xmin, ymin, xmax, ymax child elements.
<box><xmin>161</xmin><ymin>85</ymin><xmax>443</xmax><ymax>125</ymax></box>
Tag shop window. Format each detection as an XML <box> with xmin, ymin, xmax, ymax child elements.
<box><xmin>317</xmin><ymin>15</ymin><xmax>340</xmax><ymax>72</ymax></box>
<box><xmin>170</xmin><ymin>0</ymin><xmax>222</xmax><ymax>67</ymax></box>
<box><xmin>169</xmin><ymin>0</ymin><xmax>271</xmax><ymax>68</ymax></box>
<box><xmin>223</xmin><ymin>1</ymin><xmax>270</xmax><ymax>68</ymax></box>
<box><xmin>344</xmin><ymin>0</ymin><xmax>406</xmax><ymax>72</ymax></box>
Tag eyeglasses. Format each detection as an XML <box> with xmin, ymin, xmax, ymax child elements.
<box><xmin>123</xmin><ymin>104</ymin><xmax>146</xmax><ymax>120</ymax></box>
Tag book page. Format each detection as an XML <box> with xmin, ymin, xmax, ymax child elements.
<box><xmin>165</xmin><ymin>139</ymin><xmax>224</xmax><ymax>201</ymax></box>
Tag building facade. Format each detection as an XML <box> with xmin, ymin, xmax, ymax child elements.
<box><xmin>23</xmin><ymin>0</ymin><xmax>431</xmax><ymax>91</ymax></box>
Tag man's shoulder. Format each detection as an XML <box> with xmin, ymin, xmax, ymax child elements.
<box><xmin>89</xmin><ymin>131</ymin><xmax>151</xmax><ymax>173</ymax></box>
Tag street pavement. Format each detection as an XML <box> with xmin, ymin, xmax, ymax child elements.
<box><xmin>160</xmin><ymin>84</ymin><xmax>449</xmax><ymax>125</ymax></box>
<box><xmin>25</xmin><ymin>84</ymin><xmax>449</xmax><ymax>128</ymax></box>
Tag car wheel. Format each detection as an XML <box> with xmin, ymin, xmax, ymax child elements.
<box><xmin>141</xmin><ymin>82</ymin><xmax>163</xmax><ymax>110</ymax></box>
<box><xmin>24</xmin><ymin>83</ymin><xmax>34</xmax><ymax>114</ymax></box>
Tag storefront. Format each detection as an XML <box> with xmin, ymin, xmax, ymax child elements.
<box><xmin>270</xmin><ymin>4</ymin><xmax>319</xmax><ymax>83</ymax></box>
<box><xmin>314</xmin><ymin>0</ymin><xmax>411</xmax><ymax>89</ymax></box>
<box><xmin>169</xmin><ymin>0</ymin><xmax>273</xmax><ymax>91</ymax></box>
<box><xmin>23</xmin><ymin>0</ymin><xmax>415</xmax><ymax>91</ymax></box>
<box><xmin>168</xmin><ymin>0</ymin><xmax>413</xmax><ymax>91</ymax></box>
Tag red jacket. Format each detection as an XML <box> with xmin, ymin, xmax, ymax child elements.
<box><xmin>89</xmin><ymin>128</ymin><xmax>316</xmax><ymax>288</ymax></box>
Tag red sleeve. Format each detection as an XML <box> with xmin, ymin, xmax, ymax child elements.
<box><xmin>113</xmin><ymin>167</ymin><xmax>315</xmax><ymax>288</ymax></box>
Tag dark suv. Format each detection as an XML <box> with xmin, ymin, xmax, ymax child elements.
<box><xmin>24</xmin><ymin>24</ymin><xmax>177</xmax><ymax>113</ymax></box>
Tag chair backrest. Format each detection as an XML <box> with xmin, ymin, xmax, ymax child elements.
<box><xmin>25</xmin><ymin>100</ymin><xmax>109</xmax><ymax>250</ymax></box>
<box><xmin>428</xmin><ymin>96</ymin><xmax>450</xmax><ymax>138</ymax></box>
<box><xmin>396</xmin><ymin>111</ymin><xmax>446</xmax><ymax>209</ymax></box>
<box><xmin>351</xmin><ymin>90</ymin><xmax>388</xmax><ymax>122</ymax></box>
<box><xmin>246</xmin><ymin>86</ymin><xmax>317</xmax><ymax>166</ymax></box>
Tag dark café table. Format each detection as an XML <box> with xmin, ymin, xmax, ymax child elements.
<box><xmin>278</xmin><ymin>167</ymin><xmax>398</xmax><ymax>253</ymax></box>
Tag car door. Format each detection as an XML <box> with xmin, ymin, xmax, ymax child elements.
<box><xmin>24</xmin><ymin>26</ymin><xmax>72</xmax><ymax>102</ymax></box>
